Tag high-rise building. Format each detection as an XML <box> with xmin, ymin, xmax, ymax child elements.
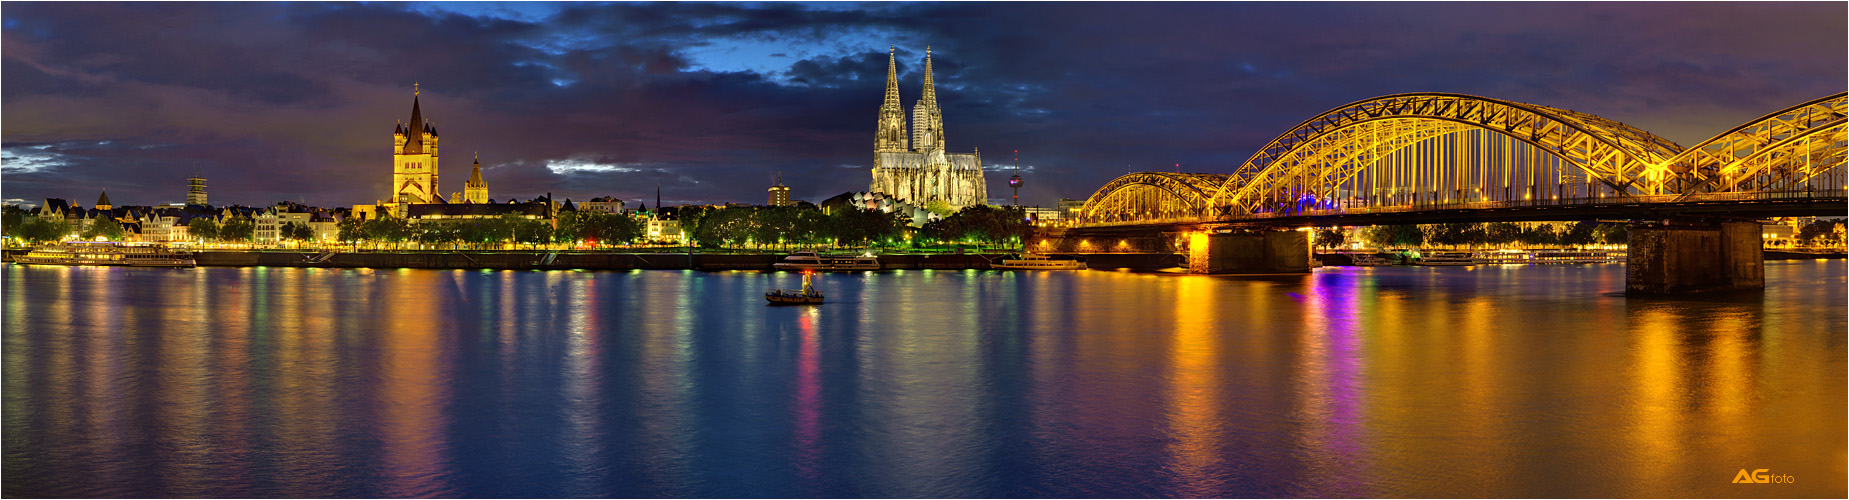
<box><xmin>869</xmin><ymin>47</ymin><xmax>987</xmax><ymax>210</ymax></box>
<box><xmin>768</xmin><ymin>173</ymin><xmax>791</xmax><ymax>206</ymax></box>
<box><xmin>187</xmin><ymin>177</ymin><xmax>207</xmax><ymax>205</ymax></box>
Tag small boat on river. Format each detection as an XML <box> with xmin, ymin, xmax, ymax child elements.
<box><xmin>1531</xmin><ymin>250</ymin><xmax>1626</xmax><ymax>264</ymax></box>
<box><xmin>992</xmin><ymin>253</ymin><xmax>1086</xmax><ymax>270</ymax></box>
<box><xmin>767</xmin><ymin>271</ymin><xmax>824</xmax><ymax>305</ymax></box>
<box><xmin>15</xmin><ymin>241</ymin><xmax>195</xmax><ymax>267</ymax></box>
<box><xmin>1414</xmin><ymin>252</ymin><xmax>1479</xmax><ymax>266</ymax></box>
<box><xmin>773</xmin><ymin>250</ymin><xmax>881</xmax><ymax>271</ymax></box>
<box><xmin>1348</xmin><ymin>253</ymin><xmax>1395</xmax><ymax>266</ymax></box>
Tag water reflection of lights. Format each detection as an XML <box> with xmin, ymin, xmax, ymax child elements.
<box><xmin>1166</xmin><ymin>276</ymin><xmax>1227</xmax><ymax>495</ymax></box>
<box><xmin>559</xmin><ymin>274</ymin><xmax>608</xmax><ymax>496</ymax></box>
<box><xmin>792</xmin><ymin>306</ymin><xmax>824</xmax><ymax>484</ymax></box>
<box><xmin>378</xmin><ymin>271</ymin><xmax>454</xmax><ymax>497</ymax></box>
<box><xmin>1295</xmin><ymin>270</ymin><xmax>1369</xmax><ymax>497</ymax></box>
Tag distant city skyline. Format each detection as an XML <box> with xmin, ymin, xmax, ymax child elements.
<box><xmin>3</xmin><ymin>2</ymin><xmax>1843</xmax><ymax>209</ymax></box>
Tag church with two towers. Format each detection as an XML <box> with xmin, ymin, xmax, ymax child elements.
<box><xmin>870</xmin><ymin>47</ymin><xmax>987</xmax><ymax>210</ymax></box>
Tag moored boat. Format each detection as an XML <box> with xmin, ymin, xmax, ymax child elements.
<box><xmin>1348</xmin><ymin>253</ymin><xmax>1395</xmax><ymax>266</ymax></box>
<box><xmin>1530</xmin><ymin>250</ymin><xmax>1625</xmax><ymax>264</ymax></box>
<box><xmin>772</xmin><ymin>250</ymin><xmax>881</xmax><ymax>271</ymax></box>
<box><xmin>1414</xmin><ymin>252</ymin><xmax>1478</xmax><ymax>266</ymax></box>
<box><xmin>14</xmin><ymin>241</ymin><xmax>195</xmax><ymax>267</ymax></box>
<box><xmin>993</xmin><ymin>253</ymin><xmax>1085</xmax><ymax>270</ymax></box>
<box><xmin>767</xmin><ymin>271</ymin><xmax>824</xmax><ymax>304</ymax></box>
<box><xmin>1475</xmin><ymin>250</ymin><xmax>1533</xmax><ymax>265</ymax></box>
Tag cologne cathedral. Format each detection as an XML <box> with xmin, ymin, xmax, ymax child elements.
<box><xmin>870</xmin><ymin>48</ymin><xmax>987</xmax><ymax>209</ymax></box>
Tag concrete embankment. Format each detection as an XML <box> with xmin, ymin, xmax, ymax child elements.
<box><xmin>187</xmin><ymin>251</ymin><xmax>1020</xmax><ymax>271</ymax></box>
<box><xmin>1764</xmin><ymin>250</ymin><xmax>1847</xmax><ymax>260</ymax></box>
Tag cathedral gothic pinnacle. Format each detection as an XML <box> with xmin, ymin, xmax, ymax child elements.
<box><xmin>869</xmin><ymin>46</ymin><xmax>985</xmax><ymax>210</ymax></box>
<box><xmin>911</xmin><ymin>46</ymin><xmax>944</xmax><ymax>153</ymax></box>
<box><xmin>876</xmin><ymin>46</ymin><xmax>909</xmax><ymax>153</ymax></box>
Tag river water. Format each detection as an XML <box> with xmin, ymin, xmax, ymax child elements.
<box><xmin>3</xmin><ymin>261</ymin><xmax>1844</xmax><ymax>498</ymax></box>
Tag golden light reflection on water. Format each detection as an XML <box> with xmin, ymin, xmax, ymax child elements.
<box><xmin>377</xmin><ymin>271</ymin><xmax>453</xmax><ymax>497</ymax></box>
<box><xmin>1454</xmin><ymin>296</ymin><xmax>1508</xmax><ymax>493</ymax></box>
<box><xmin>1164</xmin><ymin>276</ymin><xmax>1225</xmax><ymax>495</ymax></box>
<box><xmin>1626</xmin><ymin>305</ymin><xmax>1686</xmax><ymax>496</ymax></box>
<box><xmin>149</xmin><ymin>268</ymin><xmax>217</xmax><ymax>496</ymax></box>
<box><xmin>273</xmin><ymin>269</ymin><xmax>341</xmax><ymax>494</ymax></box>
<box><xmin>79</xmin><ymin>268</ymin><xmax>130</xmax><ymax>490</ymax></box>
<box><xmin>2</xmin><ymin>263</ymin><xmax>1842</xmax><ymax>498</ymax></box>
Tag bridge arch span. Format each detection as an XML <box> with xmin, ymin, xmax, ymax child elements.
<box><xmin>1212</xmin><ymin>93</ymin><xmax>1685</xmax><ymax>215</ymax></box>
<box><xmin>1073</xmin><ymin>93</ymin><xmax>1845</xmax><ymax>227</ymax></box>
<box><xmin>1078</xmin><ymin>172</ymin><xmax>1228</xmax><ymax>224</ymax></box>
<box><xmin>1660</xmin><ymin>92</ymin><xmax>1846</xmax><ymax>198</ymax></box>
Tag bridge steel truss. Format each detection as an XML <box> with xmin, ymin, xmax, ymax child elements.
<box><xmin>1659</xmin><ymin>93</ymin><xmax>1847</xmax><ymax>199</ymax></box>
<box><xmin>1077</xmin><ymin>92</ymin><xmax>1847</xmax><ymax>227</ymax></box>
<box><xmin>1078</xmin><ymin>172</ymin><xmax>1228</xmax><ymax>224</ymax></box>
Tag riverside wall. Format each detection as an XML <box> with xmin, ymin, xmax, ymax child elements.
<box><xmin>177</xmin><ymin>251</ymin><xmax>1025</xmax><ymax>271</ymax></box>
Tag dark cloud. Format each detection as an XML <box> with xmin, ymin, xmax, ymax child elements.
<box><xmin>2</xmin><ymin>2</ymin><xmax>1842</xmax><ymax>209</ymax></box>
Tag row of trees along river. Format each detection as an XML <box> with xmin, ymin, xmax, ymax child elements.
<box><xmin>3</xmin><ymin>205</ymin><xmax>1036</xmax><ymax>251</ymax></box>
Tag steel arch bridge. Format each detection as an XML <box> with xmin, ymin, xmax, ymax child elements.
<box><xmin>1077</xmin><ymin>92</ymin><xmax>1847</xmax><ymax>226</ymax></box>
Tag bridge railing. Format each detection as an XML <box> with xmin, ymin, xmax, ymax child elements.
<box><xmin>1075</xmin><ymin>189</ymin><xmax>1847</xmax><ymax>227</ymax></box>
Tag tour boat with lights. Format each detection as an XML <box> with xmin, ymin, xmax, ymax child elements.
<box><xmin>772</xmin><ymin>250</ymin><xmax>881</xmax><ymax>271</ymax></box>
<box><xmin>1348</xmin><ymin>253</ymin><xmax>1395</xmax><ymax>266</ymax></box>
<box><xmin>1530</xmin><ymin>250</ymin><xmax>1625</xmax><ymax>264</ymax></box>
<box><xmin>766</xmin><ymin>271</ymin><xmax>824</xmax><ymax>305</ymax></box>
<box><xmin>992</xmin><ymin>253</ymin><xmax>1086</xmax><ymax>270</ymax></box>
<box><xmin>15</xmin><ymin>241</ymin><xmax>195</xmax><ymax>267</ymax></box>
<box><xmin>1413</xmin><ymin>252</ymin><xmax>1479</xmax><ymax>266</ymax></box>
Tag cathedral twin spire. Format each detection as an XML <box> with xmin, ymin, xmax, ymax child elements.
<box><xmin>876</xmin><ymin>46</ymin><xmax>944</xmax><ymax>154</ymax></box>
<box><xmin>876</xmin><ymin>46</ymin><xmax>910</xmax><ymax>153</ymax></box>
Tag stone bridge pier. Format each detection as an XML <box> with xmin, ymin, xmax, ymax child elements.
<box><xmin>1032</xmin><ymin>227</ymin><xmax>1313</xmax><ymax>274</ymax></box>
<box><xmin>1626</xmin><ymin>219</ymin><xmax>1763</xmax><ymax>294</ymax></box>
<box><xmin>1185</xmin><ymin>229</ymin><xmax>1313</xmax><ymax>274</ymax></box>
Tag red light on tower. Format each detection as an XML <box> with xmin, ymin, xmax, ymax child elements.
<box><xmin>1009</xmin><ymin>149</ymin><xmax>1023</xmax><ymax>206</ymax></box>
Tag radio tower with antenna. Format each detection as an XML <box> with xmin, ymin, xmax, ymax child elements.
<box><xmin>1008</xmin><ymin>149</ymin><xmax>1023</xmax><ymax>207</ymax></box>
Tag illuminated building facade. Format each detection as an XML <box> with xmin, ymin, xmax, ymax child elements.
<box><xmin>455</xmin><ymin>154</ymin><xmax>489</xmax><ymax>204</ymax></box>
<box><xmin>768</xmin><ymin>174</ymin><xmax>791</xmax><ymax>206</ymax></box>
<box><xmin>392</xmin><ymin>86</ymin><xmax>441</xmax><ymax>207</ymax></box>
<box><xmin>870</xmin><ymin>47</ymin><xmax>987</xmax><ymax>210</ymax></box>
<box><xmin>187</xmin><ymin>177</ymin><xmax>207</xmax><ymax>206</ymax></box>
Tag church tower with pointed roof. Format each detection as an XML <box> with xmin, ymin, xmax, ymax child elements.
<box><xmin>463</xmin><ymin>153</ymin><xmax>489</xmax><ymax>204</ymax></box>
<box><xmin>875</xmin><ymin>47</ymin><xmax>910</xmax><ymax>153</ymax></box>
<box><xmin>870</xmin><ymin>47</ymin><xmax>986</xmax><ymax>210</ymax></box>
<box><xmin>390</xmin><ymin>84</ymin><xmax>442</xmax><ymax>209</ymax></box>
<box><xmin>910</xmin><ymin>47</ymin><xmax>945</xmax><ymax>152</ymax></box>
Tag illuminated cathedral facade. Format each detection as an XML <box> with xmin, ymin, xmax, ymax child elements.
<box><xmin>870</xmin><ymin>47</ymin><xmax>987</xmax><ymax>209</ymax></box>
